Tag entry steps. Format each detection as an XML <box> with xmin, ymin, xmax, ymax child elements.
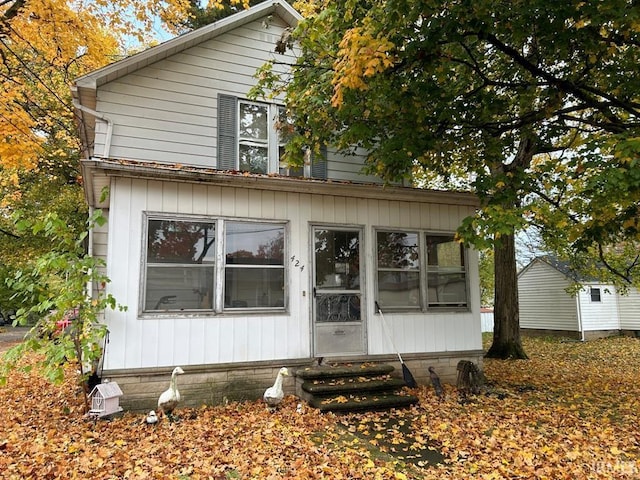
<box><xmin>295</xmin><ymin>363</ymin><xmax>418</xmax><ymax>413</ymax></box>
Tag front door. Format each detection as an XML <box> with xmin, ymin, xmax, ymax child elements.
<box><xmin>312</xmin><ymin>227</ymin><xmax>365</xmax><ymax>356</ymax></box>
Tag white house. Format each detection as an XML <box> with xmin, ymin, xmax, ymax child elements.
<box><xmin>518</xmin><ymin>256</ymin><xmax>640</xmax><ymax>340</ymax></box>
<box><xmin>72</xmin><ymin>0</ymin><xmax>483</xmax><ymax>411</ymax></box>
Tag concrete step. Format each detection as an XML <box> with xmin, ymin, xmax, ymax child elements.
<box><xmin>294</xmin><ymin>363</ymin><xmax>417</xmax><ymax>413</ymax></box>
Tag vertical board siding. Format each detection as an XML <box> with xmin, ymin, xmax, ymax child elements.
<box><xmin>103</xmin><ymin>178</ymin><xmax>480</xmax><ymax>369</ymax></box>
<box><xmin>518</xmin><ymin>262</ymin><xmax>579</xmax><ymax>331</ymax></box>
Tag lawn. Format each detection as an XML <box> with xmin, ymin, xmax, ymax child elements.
<box><xmin>1</xmin><ymin>336</ymin><xmax>639</xmax><ymax>479</ymax></box>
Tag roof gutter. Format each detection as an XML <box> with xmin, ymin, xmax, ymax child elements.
<box><xmin>72</xmin><ymin>99</ymin><xmax>114</xmax><ymax>159</ymax></box>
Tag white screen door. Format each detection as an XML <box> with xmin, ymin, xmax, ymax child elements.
<box><xmin>312</xmin><ymin>227</ymin><xmax>365</xmax><ymax>356</ymax></box>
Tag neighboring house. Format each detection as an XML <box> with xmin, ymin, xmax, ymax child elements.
<box><xmin>72</xmin><ymin>0</ymin><xmax>483</xmax><ymax>411</ymax></box>
<box><xmin>518</xmin><ymin>256</ymin><xmax>640</xmax><ymax>340</ymax></box>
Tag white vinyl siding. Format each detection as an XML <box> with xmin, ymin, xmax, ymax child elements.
<box><xmin>91</xmin><ymin>14</ymin><xmax>382</xmax><ymax>184</ymax></box>
<box><xmin>618</xmin><ymin>287</ymin><xmax>640</xmax><ymax>330</ymax></box>
<box><xmin>518</xmin><ymin>261</ymin><xmax>579</xmax><ymax>331</ymax></box>
<box><xmin>102</xmin><ymin>177</ymin><xmax>481</xmax><ymax>369</ymax></box>
<box><xmin>93</xmin><ymin>17</ymin><xmax>294</xmax><ymax>168</ymax></box>
<box><xmin>577</xmin><ymin>285</ymin><xmax>620</xmax><ymax>331</ymax></box>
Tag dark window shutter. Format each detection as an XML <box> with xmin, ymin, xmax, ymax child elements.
<box><xmin>217</xmin><ymin>94</ymin><xmax>237</xmax><ymax>170</ymax></box>
<box><xmin>311</xmin><ymin>145</ymin><xmax>328</xmax><ymax>179</ymax></box>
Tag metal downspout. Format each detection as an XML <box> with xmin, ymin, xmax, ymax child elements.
<box><xmin>72</xmin><ymin>100</ymin><xmax>113</xmax><ymax>158</ymax></box>
<box><xmin>576</xmin><ymin>290</ymin><xmax>585</xmax><ymax>341</ymax></box>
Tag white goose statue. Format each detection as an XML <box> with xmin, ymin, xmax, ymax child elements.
<box><xmin>158</xmin><ymin>366</ymin><xmax>184</xmax><ymax>421</ymax></box>
<box><xmin>263</xmin><ymin>367</ymin><xmax>289</xmax><ymax>411</ymax></box>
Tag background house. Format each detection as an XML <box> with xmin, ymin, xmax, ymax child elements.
<box><xmin>72</xmin><ymin>0</ymin><xmax>483</xmax><ymax>411</ymax></box>
<box><xmin>518</xmin><ymin>256</ymin><xmax>640</xmax><ymax>340</ymax></box>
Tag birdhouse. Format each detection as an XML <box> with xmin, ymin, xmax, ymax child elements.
<box><xmin>88</xmin><ymin>381</ymin><xmax>124</xmax><ymax>418</ymax></box>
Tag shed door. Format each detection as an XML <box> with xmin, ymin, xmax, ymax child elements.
<box><xmin>312</xmin><ymin>227</ymin><xmax>365</xmax><ymax>356</ymax></box>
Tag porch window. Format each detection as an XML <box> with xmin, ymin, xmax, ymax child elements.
<box><xmin>376</xmin><ymin>231</ymin><xmax>421</xmax><ymax>309</ymax></box>
<box><xmin>143</xmin><ymin>216</ymin><xmax>286</xmax><ymax>314</ymax></box>
<box><xmin>144</xmin><ymin>219</ymin><xmax>216</xmax><ymax>312</ymax></box>
<box><xmin>224</xmin><ymin>222</ymin><xmax>285</xmax><ymax>309</ymax></box>
<box><xmin>375</xmin><ymin>230</ymin><xmax>468</xmax><ymax>310</ymax></box>
<box><xmin>426</xmin><ymin>235</ymin><xmax>467</xmax><ymax>308</ymax></box>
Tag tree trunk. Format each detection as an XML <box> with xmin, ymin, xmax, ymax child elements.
<box><xmin>485</xmin><ymin>231</ymin><xmax>528</xmax><ymax>359</ymax></box>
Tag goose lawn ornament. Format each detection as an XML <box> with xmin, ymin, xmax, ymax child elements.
<box><xmin>146</xmin><ymin>410</ymin><xmax>158</xmax><ymax>425</ymax></box>
<box><xmin>263</xmin><ymin>367</ymin><xmax>289</xmax><ymax>411</ymax></box>
<box><xmin>158</xmin><ymin>366</ymin><xmax>184</xmax><ymax>421</ymax></box>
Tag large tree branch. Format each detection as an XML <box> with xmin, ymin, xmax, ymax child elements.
<box><xmin>0</xmin><ymin>0</ymin><xmax>26</xmax><ymax>36</ymax></box>
<box><xmin>476</xmin><ymin>31</ymin><xmax>640</xmax><ymax>122</ymax></box>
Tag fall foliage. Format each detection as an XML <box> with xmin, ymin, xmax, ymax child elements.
<box><xmin>252</xmin><ymin>0</ymin><xmax>640</xmax><ymax>359</ymax></box>
<box><xmin>2</xmin><ymin>334</ymin><xmax>640</xmax><ymax>479</ymax></box>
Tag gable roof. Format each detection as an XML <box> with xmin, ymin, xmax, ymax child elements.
<box><xmin>91</xmin><ymin>382</ymin><xmax>123</xmax><ymax>399</ymax></box>
<box><xmin>519</xmin><ymin>256</ymin><xmax>600</xmax><ymax>283</ymax></box>
<box><xmin>74</xmin><ymin>0</ymin><xmax>300</xmax><ymax>94</ymax></box>
<box><xmin>71</xmin><ymin>1</ymin><xmax>301</xmax><ymax>154</ymax></box>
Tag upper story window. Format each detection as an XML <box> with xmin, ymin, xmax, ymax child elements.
<box><xmin>376</xmin><ymin>230</ymin><xmax>468</xmax><ymax>311</ymax></box>
<box><xmin>590</xmin><ymin>287</ymin><xmax>602</xmax><ymax>302</ymax></box>
<box><xmin>238</xmin><ymin>100</ymin><xmax>272</xmax><ymax>174</ymax></box>
<box><xmin>142</xmin><ymin>215</ymin><xmax>286</xmax><ymax>315</ymax></box>
<box><xmin>218</xmin><ymin>94</ymin><xmax>326</xmax><ymax>178</ymax></box>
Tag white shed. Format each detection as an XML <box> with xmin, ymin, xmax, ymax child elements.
<box><xmin>518</xmin><ymin>256</ymin><xmax>640</xmax><ymax>340</ymax></box>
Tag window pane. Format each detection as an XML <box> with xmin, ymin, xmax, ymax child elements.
<box><xmin>224</xmin><ymin>267</ymin><xmax>284</xmax><ymax>308</ymax></box>
<box><xmin>315</xmin><ymin>229</ymin><xmax>360</xmax><ymax>289</ymax></box>
<box><xmin>145</xmin><ymin>266</ymin><xmax>213</xmax><ymax>310</ymax></box>
<box><xmin>377</xmin><ymin>232</ymin><xmax>419</xmax><ymax>269</ymax></box>
<box><xmin>377</xmin><ymin>272</ymin><xmax>421</xmax><ymax>308</ymax></box>
<box><xmin>226</xmin><ymin>223</ymin><xmax>284</xmax><ymax>265</ymax></box>
<box><xmin>427</xmin><ymin>272</ymin><xmax>467</xmax><ymax>306</ymax></box>
<box><xmin>426</xmin><ymin>235</ymin><xmax>464</xmax><ymax>267</ymax></box>
<box><xmin>147</xmin><ymin>220</ymin><xmax>215</xmax><ymax>264</ymax></box>
<box><xmin>239</xmin><ymin>102</ymin><xmax>268</xmax><ymax>140</ymax></box>
<box><xmin>239</xmin><ymin>144</ymin><xmax>268</xmax><ymax>173</ymax></box>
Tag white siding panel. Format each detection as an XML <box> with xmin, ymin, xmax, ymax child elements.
<box><xmin>94</xmin><ymin>17</ymin><xmax>294</xmax><ymax>165</ymax></box>
<box><xmin>577</xmin><ymin>286</ymin><xmax>620</xmax><ymax>331</ymax></box>
<box><xmin>102</xmin><ymin>178</ymin><xmax>480</xmax><ymax>369</ymax></box>
<box><xmin>618</xmin><ymin>287</ymin><xmax>640</xmax><ymax>329</ymax></box>
<box><xmin>518</xmin><ymin>261</ymin><xmax>579</xmax><ymax>331</ymax></box>
<box><xmin>91</xmin><ymin>16</ymin><xmax>387</xmax><ymax>183</ymax></box>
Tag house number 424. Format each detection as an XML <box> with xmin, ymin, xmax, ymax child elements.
<box><xmin>290</xmin><ymin>255</ymin><xmax>305</xmax><ymax>272</ymax></box>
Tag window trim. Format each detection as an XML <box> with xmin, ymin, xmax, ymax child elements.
<box><xmin>140</xmin><ymin>213</ymin><xmax>288</xmax><ymax>317</ymax></box>
<box><xmin>374</xmin><ymin>228</ymin><xmax>470</xmax><ymax>312</ymax></box>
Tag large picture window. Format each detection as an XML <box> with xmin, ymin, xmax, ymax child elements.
<box><xmin>143</xmin><ymin>216</ymin><xmax>286</xmax><ymax>314</ymax></box>
<box><xmin>376</xmin><ymin>230</ymin><xmax>468</xmax><ymax>310</ymax></box>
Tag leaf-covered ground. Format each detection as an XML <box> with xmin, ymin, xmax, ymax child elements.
<box><xmin>1</xmin><ymin>335</ymin><xmax>639</xmax><ymax>479</ymax></box>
